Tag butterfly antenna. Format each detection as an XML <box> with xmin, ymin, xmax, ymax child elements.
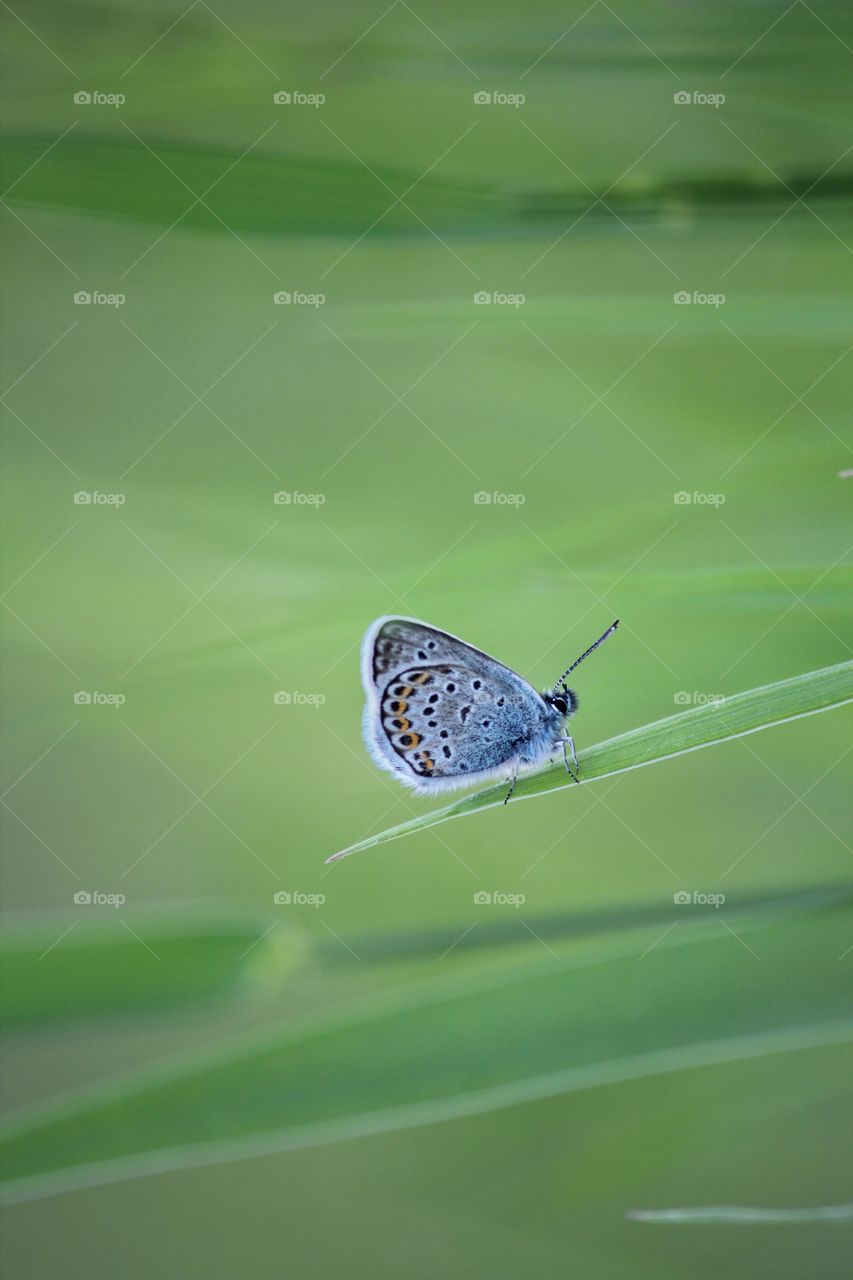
<box><xmin>552</xmin><ymin>619</ymin><xmax>619</xmax><ymax>694</ymax></box>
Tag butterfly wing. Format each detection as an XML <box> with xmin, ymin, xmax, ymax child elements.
<box><xmin>361</xmin><ymin>617</ymin><xmax>557</xmax><ymax>793</ymax></box>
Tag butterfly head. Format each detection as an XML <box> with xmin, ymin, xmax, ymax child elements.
<box><xmin>542</xmin><ymin>686</ymin><xmax>578</xmax><ymax>719</ymax></box>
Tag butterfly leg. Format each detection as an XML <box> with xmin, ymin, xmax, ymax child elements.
<box><xmin>503</xmin><ymin>761</ymin><xmax>519</xmax><ymax>805</ymax></box>
<box><xmin>560</xmin><ymin>736</ymin><xmax>580</xmax><ymax>784</ymax></box>
<box><xmin>565</xmin><ymin>732</ymin><xmax>579</xmax><ymax>773</ymax></box>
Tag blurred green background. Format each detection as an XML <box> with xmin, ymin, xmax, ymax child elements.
<box><xmin>1</xmin><ymin>0</ymin><xmax>851</xmax><ymax>1275</ymax></box>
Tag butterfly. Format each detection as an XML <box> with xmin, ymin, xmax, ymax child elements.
<box><xmin>361</xmin><ymin>616</ymin><xmax>618</xmax><ymax>803</ymax></box>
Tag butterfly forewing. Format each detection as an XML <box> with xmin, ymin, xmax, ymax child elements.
<box><xmin>369</xmin><ymin>617</ymin><xmax>513</xmax><ymax>682</ymax></box>
<box><xmin>362</xmin><ymin>618</ymin><xmax>554</xmax><ymax>790</ymax></box>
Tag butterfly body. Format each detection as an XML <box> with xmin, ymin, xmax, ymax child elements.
<box><xmin>361</xmin><ymin>616</ymin><xmax>616</xmax><ymax>797</ymax></box>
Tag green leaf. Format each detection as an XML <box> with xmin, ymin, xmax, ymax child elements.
<box><xmin>0</xmin><ymin>915</ymin><xmax>303</xmax><ymax>1028</ymax></box>
<box><xmin>1</xmin><ymin>891</ymin><xmax>850</xmax><ymax>1204</ymax></box>
<box><xmin>328</xmin><ymin>661</ymin><xmax>853</xmax><ymax>863</ymax></box>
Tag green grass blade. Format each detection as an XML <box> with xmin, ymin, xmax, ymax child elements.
<box><xmin>3</xmin><ymin>135</ymin><xmax>842</xmax><ymax>238</ymax></box>
<box><xmin>328</xmin><ymin>661</ymin><xmax>853</xmax><ymax>863</ymax></box>
<box><xmin>313</xmin><ymin>883</ymin><xmax>852</xmax><ymax>963</ymax></box>
<box><xmin>628</xmin><ymin>1205</ymin><xmax>853</xmax><ymax>1224</ymax></box>
<box><xmin>1</xmin><ymin>892</ymin><xmax>850</xmax><ymax>1204</ymax></box>
<box><xmin>0</xmin><ymin>915</ymin><xmax>302</xmax><ymax>1028</ymax></box>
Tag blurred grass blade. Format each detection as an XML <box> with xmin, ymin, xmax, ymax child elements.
<box><xmin>3</xmin><ymin>135</ymin><xmax>848</xmax><ymax>236</ymax></box>
<box><xmin>315</xmin><ymin>883</ymin><xmax>852</xmax><ymax>963</ymax></box>
<box><xmin>0</xmin><ymin>915</ymin><xmax>302</xmax><ymax>1028</ymax></box>
<box><xmin>0</xmin><ymin>893</ymin><xmax>851</xmax><ymax>1203</ymax></box>
<box><xmin>628</xmin><ymin>1205</ymin><xmax>853</xmax><ymax>1224</ymax></box>
<box><xmin>329</xmin><ymin>661</ymin><xmax>853</xmax><ymax>863</ymax></box>
<box><xmin>3</xmin><ymin>885</ymin><xmax>838</xmax><ymax>1030</ymax></box>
